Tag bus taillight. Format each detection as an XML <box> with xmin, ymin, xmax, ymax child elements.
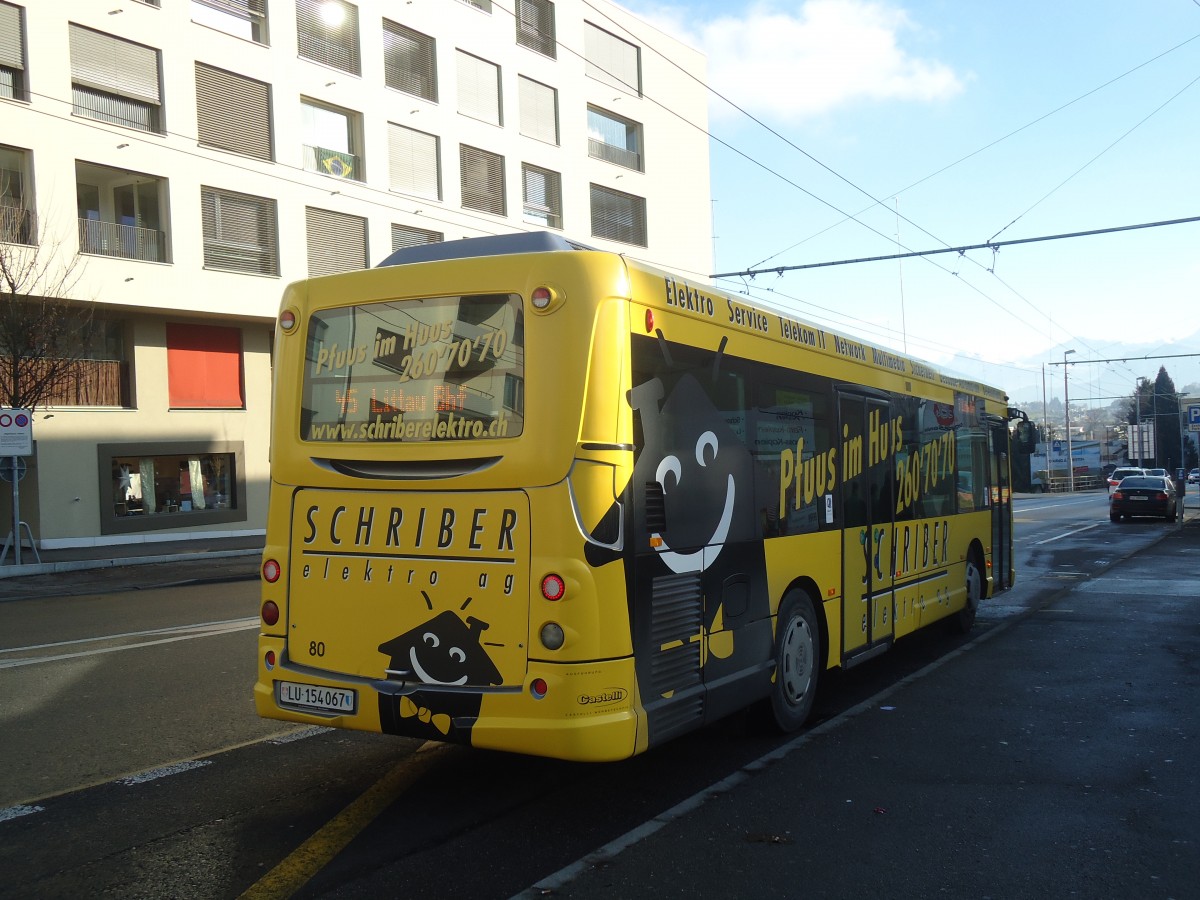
<box><xmin>262</xmin><ymin>559</ymin><xmax>281</xmax><ymax>583</ymax></box>
<box><xmin>261</xmin><ymin>600</ymin><xmax>280</xmax><ymax>626</ymax></box>
<box><xmin>530</xmin><ymin>678</ymin><xmax>548</xmax><ymax>699</ymax></box>
<box><xmin>541</xmin><ymin>574</ymin><xmax>566</xmax><ymax>601</ymax></box>
<box><xmin>264</xmin><ymin>650</ymin><xmax>276</xmax><ymax>670</ymax></box>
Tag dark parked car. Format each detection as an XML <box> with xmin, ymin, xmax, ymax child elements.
<box><xmin>1109</xmin><ymin>475</ymin><xmax>1177</xmax><ymax>522</ymax></box>
<box><xmin>1106</xmin><ymin>466</ymin><xmax>1145</xmax><ymax>493</ymax></box>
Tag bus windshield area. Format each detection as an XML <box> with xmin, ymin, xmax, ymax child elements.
<box><xmin>301</xmin><ymin>293</ymin><xmax>525</xmax><ymax>444</ymax></box>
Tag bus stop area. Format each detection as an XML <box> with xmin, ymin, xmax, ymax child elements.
<box><xmin>525</xmin><ymin>509</ymin><xmax>1200</xmax><ymax>899</ymax></box>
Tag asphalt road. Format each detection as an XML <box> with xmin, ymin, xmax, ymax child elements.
<box><xmin>0</xmin><ymin>492</ymin><xmax>1195</xmax><ymax>898</ymax></box>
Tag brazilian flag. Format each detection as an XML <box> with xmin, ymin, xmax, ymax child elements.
<box><xmin>317</xmin><ymin>148</ymin><xmax>355</xmax><ymax>179</ymax></box>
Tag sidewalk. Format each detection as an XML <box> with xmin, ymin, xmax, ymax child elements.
<box><xmin>0</xmin><ymin>533</ymin><xmax>262</xmax><ymax>601</ymax></box>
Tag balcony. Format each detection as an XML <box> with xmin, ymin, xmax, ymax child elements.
<box><xmin>78</xmin><ymin>218</ymin><xmax>166</xmax><ymax>263</ymax></box>
<box><xmin>0</xmin><ymin>205</ymin><xmax>36</xmax><ymax>245</ymax></box>
<box><xmin>587</xmin><ymin>138</ymin><xmax>641</xmax><ymax>172</ymax></box>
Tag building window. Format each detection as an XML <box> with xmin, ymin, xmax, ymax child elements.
<box><xmin>166</xmin><ymin>322</ymin><xmax>244</xmax><ymax>408</ymax></box>
<box><xmin>69</xmin><ymin>25</ymin><xmax>163</xmax><ymax>133</ymax></box>
<box><xmin>391</xmin><ymin>223</ymin><xmax>443</xmax><ymax>251</ymax></box>
<box><xmin>383</xmin><ymin>20</ymin><xmax>436</xmax><ymax>102</ymax></box>
<box><xmin>101</xmin><ymin>441</ymin><xmax>246</xmax><ymax>533</ymax></box>
<box><xmin>522</xmin><ymin>164</ymin><xmax>561</xmax><ymax>229</ymax></box>
<box><xmin>201</xmin><ymin>187</ymin><xmax>279</xmax><ymax>276</ymax></box>
<box><xmin>191</xmin><ymin>0</ymin><xmax>268</xmax><ymax>44</ymax></box>
<box><xmin>0</xmin><ymin>2</ymin><xmax>28</xmax><ymax>101</ymax></box>
<box><xmin>296</xmin><ymin>0</ymin><xmax>360</xmax><ymax>75</ymax></box>
<box><xmin>306</xmin><ymin>206</ymin><xmax>367</xmax><ymax>275</ymax></box>
<box><xmin>587</xmin><ymin>105</ymin><xmax>642</xmax><ymax>171</ymax></box>
<box><xmin>456</xmin><ymin>50</ymin><xmax>501</xmax><ymax>126</ymax></box>
<box><xmin>0</xmin><ymin>144</ymin><xmax>34</xmax><ymax>245</ymax></box>
<box><xmin>42</xmin><ymin>315</ymin><xmax>130</xmax><ymax>408</ymax></box>
<box><xmin>590</xmin><ymin>183</ymin><xmax>646</xmax><ymax>246</ymax></box>
<box><xmin>301</xmin><ymin>98</ymin><xmax>362</xmax><ymax>181</ymax></box>
<box><xmin>195</xmin><ymin>64</ymin><xmax>273</xmax><ymax>160</ymax></box>
<box><xmin>460</xmin><ymin>145</ymin><xmax>505</xmax><ymax>216</ymax></box>
<box><xmin>518</xmin><ymin>76</ymin><xmax>558</xmax><ymax>145</ymax></box>
<box><xmin>584</xmin><ymin>22</ymin><xmax>640</xmax><ymax>96</ymax></box>
<box><xmin>76</xmin><ymin>161</ymin><xmax>169</xmax><ymax>263</ymax></box>
<box><xmin>516</xmin><ymin>0</ymin><xmax>555</xmax><ymax>58</ymax></box>
<box><xmin>457</xmin><ymin>0</ymin><xmax>492</xmax><ymax>11</ymax></box>
<box><xmin>387</xmin><ymin>123</ymin><xmax>440</xmax><ymax>199</ymax></box>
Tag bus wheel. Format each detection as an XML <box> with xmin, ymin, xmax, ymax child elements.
<box><xmin>766</xmin><ymin>590</ymin><xmax>820</xmax><ymax>733</ymax></box>
<box><xmin>952</xmin><ymin>555</ymin><xmax>983</xmax><ymax>634</ymax></box>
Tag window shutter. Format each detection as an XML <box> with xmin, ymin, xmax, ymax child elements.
<box><xmin>0</xmin><ymin>3</ymin><xmax>23</xmax><ymax>70</ymax></box>
<box><xmin>195</xmin><ymin>64</ymin><xmax>272</xmax><ymax>160</ymax></box>
<box><xmin>391</xmin><ymin>223</ymin><xmax>443</xmax><ymax>251</ymax></box>
<box><xmin>522</xmin><ymin>164</ymin><xmax>561</xmax><ymax>229</ymax></box>
<box><xmin>460</xmin><ymin>145</ymin><xmax>505</xmax><ymax>216</ymax></box>
<box><xmin>296</xmin><ymin>0</ymin><xmax>361</xmax><ymax>75</ymax></box>
<box><xmin>69</xmin><ymin>24</ymin><xmax>161</xmax><ymax>105</ymax></box>
<box><xmin>456</xmin><ymin>50</ymin><xmax>501</xmax><ymax>125</ymax></box>
<box><xmin>516</xmin><ymin>0</ymin><xmax>556</xmax><ymax>58</ymax></box>
<box><xmin>306</xmin><ymin>206</ymin><xmax>368</xmax><ymax>276</ymax></box>
<box><xmin>584</xmin><ymin>22</ymin><xmax>640</xmax><ymax>96</ymax></box>
<box><xmin>383</xmin><ymin>20</ymin><xmax>437</xmax><ymax>101</ymax></box>
<box><xmin>590</xmin><ymin>184</ymin><xmax>646</xmax><ymax>246</ymax></box>
<box><xmin>387</xmin><ymin>123</ymin><xmax>440</xmax><ymax>198</ymax></box>
<box><xmin>201</xmin><ymin>187</ymin><xmax>279</xmax><ymax>276</ymax></box>
<box><xmin>518</xmin><ymin>76</ymin><xmax>558</xmax><ymax>145</ymax></box>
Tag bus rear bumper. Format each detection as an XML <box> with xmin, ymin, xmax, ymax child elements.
<box><xmin>254</xmin><ymin>641</ymin><xmax>645</xmax><ymax>762</ymax></box>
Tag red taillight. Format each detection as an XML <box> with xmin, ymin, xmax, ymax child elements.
<box><xmin>531</xmin><ymin>286</ymin><xmax>553</xmax><ymax>309</ymax></box>
<box><xmin>530</xmin><ymin>678</ymin><xmax>548</xmax><ymax>699</ymax></box>
<box><xmin>279</xmin><ymin>309</ymin><xmax>296</xmax><ymax>331</ymax></box>
<box><xmin>264</xmin><ymin>650</ymin><xmax>276</xmax><ymax>670</ymax></box>
<box><xmin>262</xmin><ymin>559</ymin><xmax>281</xmax><ymax>583</ymax></box>
<box><xmin>645</xmin><ymin>309</ymin><xmax>655</xmax><ymax>332</ymax></box>
<box><xmin>262</xmin><ymin>600</ymin><xmax>280</xmax><ymax>626</ymax></box>
<box><xmin>1156</xmin><ymin>492</ymin><xmax>1169</xmax><ymax>501</ymax></box>
<box><xmin>541</xmin><ymin>574</ymin><xmax>566</xmax><ymax>601</ymax></box>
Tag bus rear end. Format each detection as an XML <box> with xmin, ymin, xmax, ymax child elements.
<box><xmin>254</xmin><ymin>243</ymin><xmax>644</xmax><ymax>761</ymax></box>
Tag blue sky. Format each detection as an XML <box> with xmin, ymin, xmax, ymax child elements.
<box><xmin>617</xmin><ymin>0</ymin><xmax>1200</xmax><ymax>409</ymax></box>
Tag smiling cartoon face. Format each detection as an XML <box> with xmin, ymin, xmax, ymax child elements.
<box><xmin>378</xmin><ymin>611</ymin><xmax>502</xmax><ymax>687</ymax></box>
<box><xmin>632</xmin><ymin>368</ymin><xmax>755</xmax><ymax>574</ymax></box>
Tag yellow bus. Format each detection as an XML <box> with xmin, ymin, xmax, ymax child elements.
<box><xmin>255</xmin><ymin>232</ymin><xmax>1030</xmax><ymax>762</ymax></box>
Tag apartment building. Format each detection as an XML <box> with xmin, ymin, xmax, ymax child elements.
<box><xmin>0</xmin><ymin>0</ymin><xmax>711</xmax><ymax>552</ymax></box>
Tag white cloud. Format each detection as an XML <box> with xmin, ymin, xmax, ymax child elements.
<box><xmin>630</xmin><ymin>0</ymin><xmax>965</xmax><ymax>122</ymax></box>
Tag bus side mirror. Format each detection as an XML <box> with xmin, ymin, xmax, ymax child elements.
<box><xmin>1015</xmin><ymin>421</ymin><xmax>1037</xmax><ymax>454</ymax></box>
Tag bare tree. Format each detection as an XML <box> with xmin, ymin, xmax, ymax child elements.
<box><xmin>0</xmin><ymin>186</ymin><xmax>95</xmax><ymax>411</ymax></box>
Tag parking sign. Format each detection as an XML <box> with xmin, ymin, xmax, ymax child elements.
<box><xmin>1189</xmin><ymin>403</ymin><xmax>1200</xmax><ymax>433</ymax></box>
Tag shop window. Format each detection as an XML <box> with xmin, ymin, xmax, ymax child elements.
<box><xmin>166</xmin><ymin>322</ymin><xmax>245</xmax><ymax>408</ymax></box>
<box><xmin>101</xmin><ymin>441</ymin><xmax>246</xmax><ymax>534</ymax></box>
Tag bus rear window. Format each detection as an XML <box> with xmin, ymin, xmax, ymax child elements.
<box><xmin>301</xmin><ymin>293</ymin><xmax>525</xmax><ymax>443</ymax></box>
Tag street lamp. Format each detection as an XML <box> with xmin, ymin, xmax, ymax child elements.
<box><xmin>1063</xmin><ymin>349</ymin><xmax>1076</xmax><ymax>492</ymax></box>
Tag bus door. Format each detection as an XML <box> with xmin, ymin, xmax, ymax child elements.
<box><xmin>987</xmin><ymin>415</ymin><xmax>1013</xmax><ymax>591</ymax></box>
<box><xmin>839</xmin><ymin>393</ymin><xmax>894</xmax><ymax>661</ymax></box>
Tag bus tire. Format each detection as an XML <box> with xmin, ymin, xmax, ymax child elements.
<box><xmin>952</xmin><ymin>553</ymin><xmax>983</xmax><ymax>634</ymax></box>
<box><xmin>764</xmin><ymin>589</ymin><xmax>820</xmax><ymax>733</ymax></box>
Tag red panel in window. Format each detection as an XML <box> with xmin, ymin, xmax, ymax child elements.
<box><xmin>166</xmin><ymin>323</ymin><xmax>245</xmax><ymax>408</ymax></box>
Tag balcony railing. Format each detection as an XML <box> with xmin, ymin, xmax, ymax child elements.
<box><xmin>0</xmin><ymin>204</ymin><xmax>37</xmax><ymax>245</ymax></box>
<box><xmin>78</xmin><ymin>218</ymin><xmax>167</xmax><ymax>262</ymax></box>
<box><xmin>303</xmin><ymin>145</ymin><xmax>362</xmax><ymax>181</ymax></box>
<box><xmin>587</xmin><ymin>138</ymin><xmax>642</xmax><ymax>172</ymax></box>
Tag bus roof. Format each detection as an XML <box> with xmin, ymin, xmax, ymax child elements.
<box><xmin>377</xmin><ymin>231</ymin><xmax>597</xmax><ymax>268</ymax></box>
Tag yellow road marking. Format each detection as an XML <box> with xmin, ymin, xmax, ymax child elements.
<box><xmin>239</xmin><ymin>743</ymin><xmax>449</xmax><ymax>899</ymax></box>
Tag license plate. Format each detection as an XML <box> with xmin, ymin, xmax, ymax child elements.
<box><xmin>278</xmin><ymin>681</ymin><xmax>357</xmax><ymax>714</ymax></box>
<box><xmin>1130</xmin><ymin>496</ymin><xmax>1147</xmax><ymax>501</ymax></box>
